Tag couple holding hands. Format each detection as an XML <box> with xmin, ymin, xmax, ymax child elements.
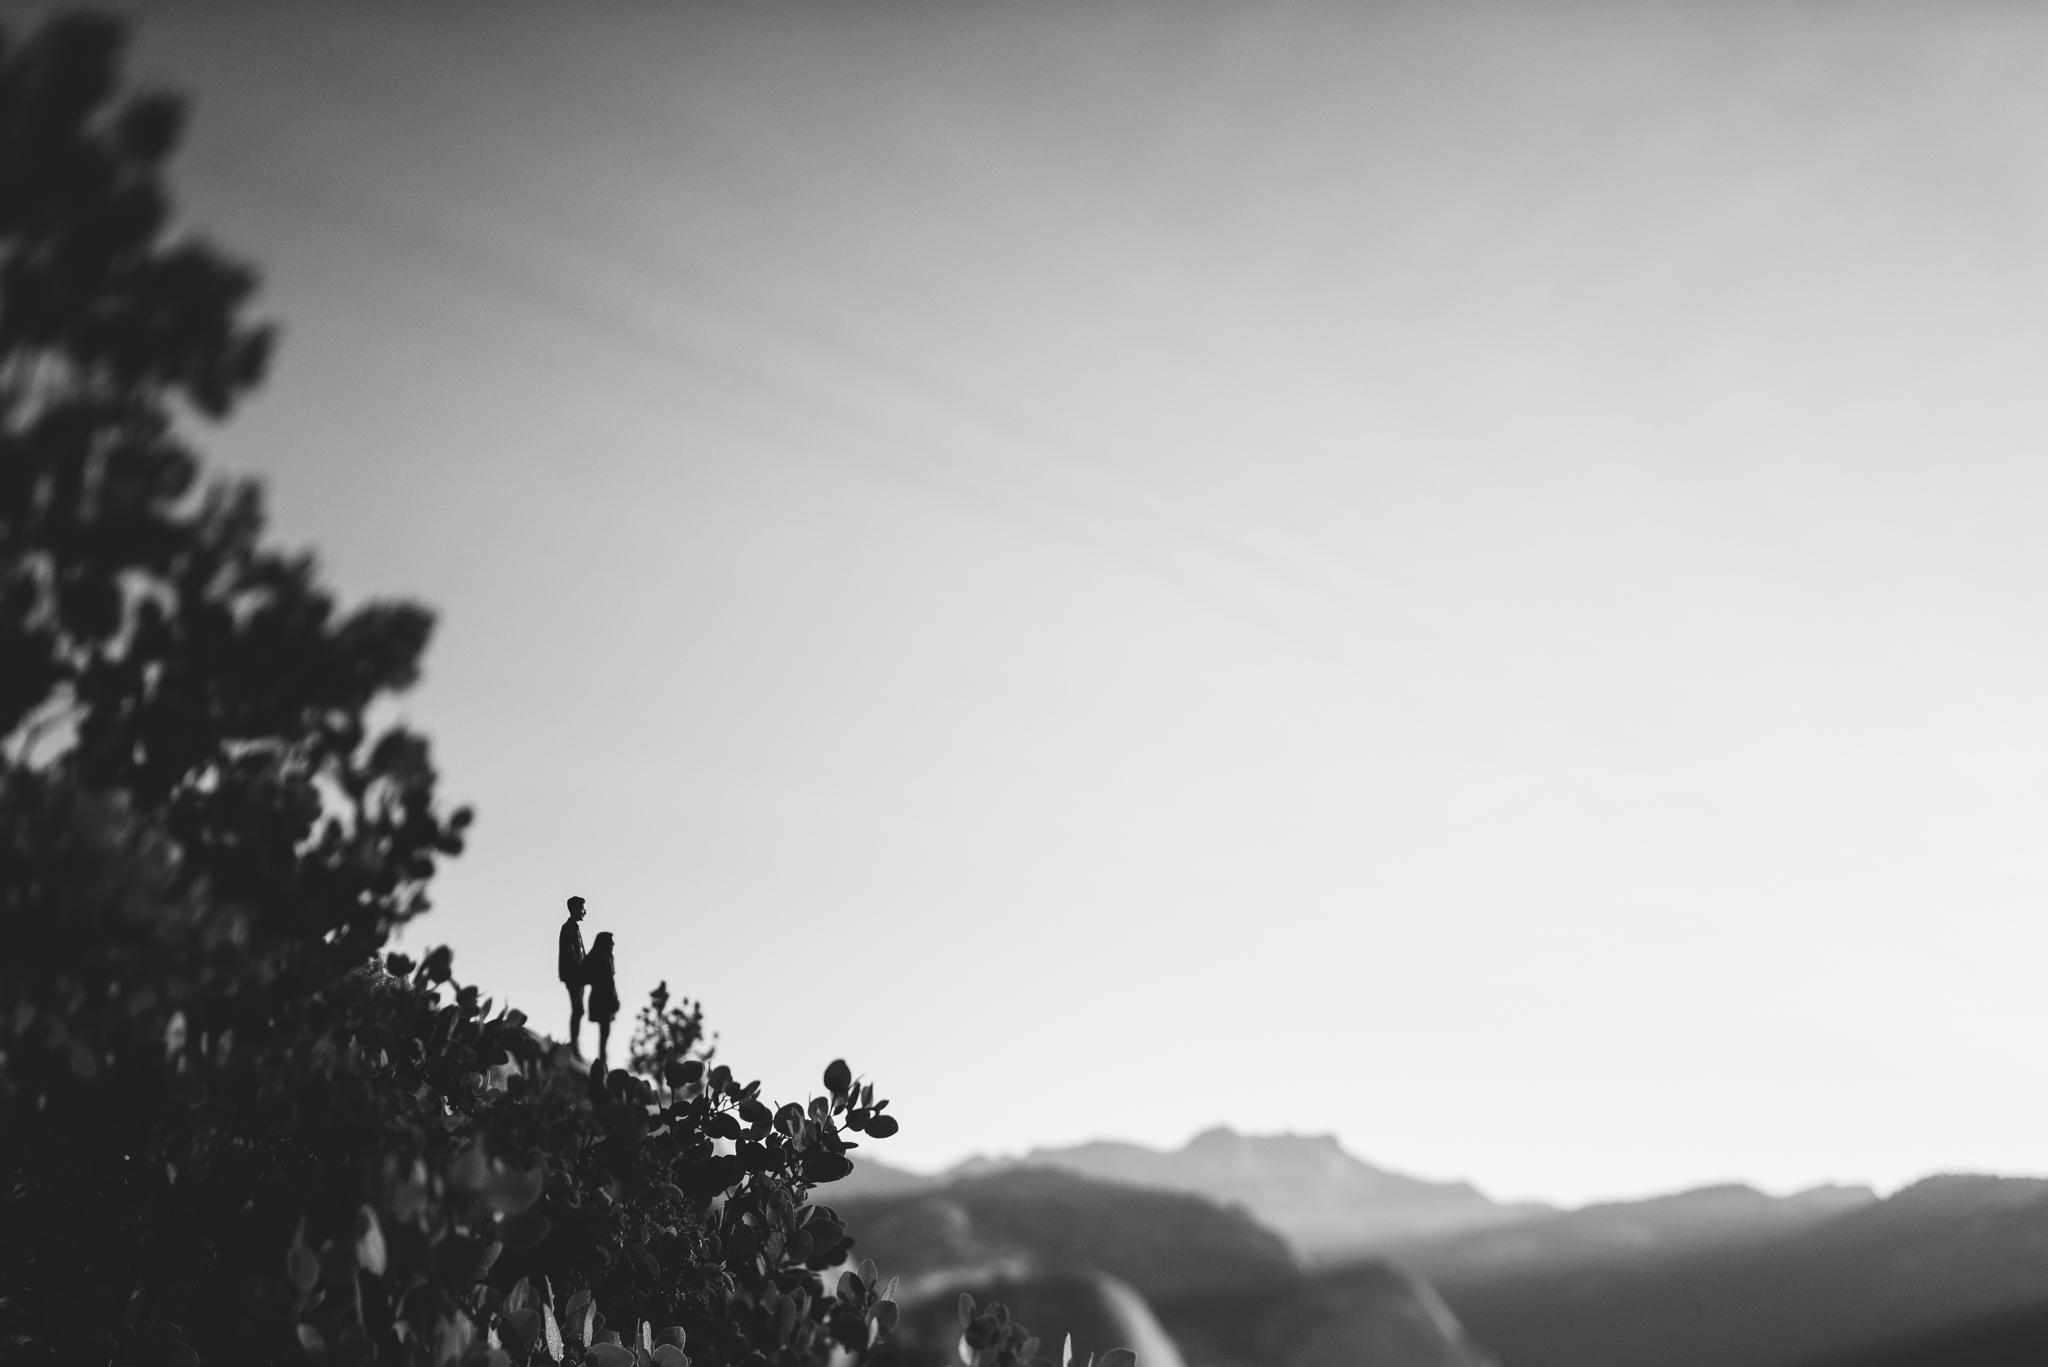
<box><xmin>557</xmin><ymin>896</ymin><xmax>620</xmax><ymax>1065</ymax></box>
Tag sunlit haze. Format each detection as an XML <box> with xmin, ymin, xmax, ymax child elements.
<box><xmin>117</xmin><ymin>0</ymin><xmax>2048</xmax><ymax>1207</ymax></box>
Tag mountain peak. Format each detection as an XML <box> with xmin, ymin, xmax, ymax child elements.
<box><xmin>832</xmin><ymin>1128</ymin><xmax>1549</xmax><ymax>1260</ymax></box>
<box><xmin>939</xmin><ymin>1128</ymin><xmax>1541</xmax><ymax>1260</ymax></box>
<box><xmin>1185</xmin><ymin>1126</ymin><xmax>1352</xmax><ymax>1156</ymax></box>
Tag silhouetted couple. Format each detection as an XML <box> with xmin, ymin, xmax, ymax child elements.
<box><xmin>557</xmin><ymin>895</ymin><xmax>619</xmax><ymax>1065</ymax></box>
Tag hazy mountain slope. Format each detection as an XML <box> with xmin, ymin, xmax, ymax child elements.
<box><xmin>1422</xmin><ymin>1175</ymin><xmax>2048</xmax><ymax>1367</ymax></box>
<box><xmin>831</xmin><ymin>1157</ymin><xmax>945</xmax><ymax>1201</ymax></box>
<box><xmin>949</xmin><ymin>1127</ymin><xmax>1547</xmax><ymax>1260</ymax></box>
<box><xmin>840</xmin><ymin>1167</ymin><xmax>1501</xmax><ymax>1367</ymax></box>
<box><xmin>1795</xmin><ymin>1300</ymin><xmax>2048</xmax><ymax>1367</ymax></box>
<box><xmin>835</xmin><ymin>1166</ymin><xmax>1298</xmax><ymax>1301</ymax></box>
<box><xmin>1154</xmin><ymin>1260</ymin><xmax>1498</xmax><ymax>1367</ymax></box>
<box><xmin>1390</xmin><ymin>1181</ymin><xmax>1875</xmax><ymax>1284</ymax></box>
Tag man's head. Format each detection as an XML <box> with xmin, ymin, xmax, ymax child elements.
<box><xmin>566</xmin><ymin>896</ymin><xmax>586</xmax><ymax>921</ymax></box>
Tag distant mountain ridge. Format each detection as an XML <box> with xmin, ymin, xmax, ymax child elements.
<box><xmin>1391</xmin><ymin>1180</ymin><xmax>1877</xmax><ymax>1282</ymax></box>
<box><xmin>828</xmin><ymin>1136</ymin><xmax>2048</xmax><ymax>1367</ymax></box>
<box><xmin>834</xmin><ymin>1166</ymin><xmax>1298</xmax><ymax>1302</ymax></box>
<box><xmin>840</xmin><ymin>1126</ymin><xmax>1548</xmax><ymax>1260</ymax></box>
<box><xmin>1416</xmin><ymin>1174</ymin><xmax>2048</xmax><ymax>1367</ymax></box>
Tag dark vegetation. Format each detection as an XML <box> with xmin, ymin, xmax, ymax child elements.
<box><xmin>891</xmin><ymin>1280</ymin><xmax>1130</xmax><ymax>1367</ymax></box>
<box><xmin>0</xmin><ymin>14</ymin><xmax>922</xmax><ymax>1366</ymax></box>
<box><xmin>943</xmin><ymin>1292</ymin><xmax>1133</xmax><ymax>1367</ymax></box>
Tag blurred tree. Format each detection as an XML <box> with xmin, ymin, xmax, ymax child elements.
<box><xmin>0</xmin><ymin>7</ymin><xmax>461</xmax><ymax>970</ymax></box>
<box><xmin>0</xmin><ymin>14</ymin><xmax>906</xmax><ymax>1367</ymax></box>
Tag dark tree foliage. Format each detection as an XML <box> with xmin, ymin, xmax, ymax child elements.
<box><xmin>0</xmin><ymin>8</ymin><xmax>446</xmax><ymax>970</ymax></box>
<box><xmin>0</xmin><ymin>14</ymin><xmax>904</xmax><ymax>1367</ymax></box>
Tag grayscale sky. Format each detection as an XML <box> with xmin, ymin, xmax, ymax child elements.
<box><xmin>107</xmin><ymin>0</ymin><xmax>2048</xmax><ymax>1206</ymax></box>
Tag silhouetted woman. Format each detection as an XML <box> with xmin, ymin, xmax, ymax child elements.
<box><xmin>585</xmin><ymin>931</ymin><xmax>620</xmax><ymax>1068</ymax></box>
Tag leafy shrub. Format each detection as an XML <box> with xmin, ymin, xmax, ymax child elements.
<box><xmin>1</xmin><ymin>784</ymin><xmax>904</xmax><ymax>1366</ymax></box>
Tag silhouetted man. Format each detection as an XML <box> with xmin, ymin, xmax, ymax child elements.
<box><xmin>559</xmin><ymin>896</ymin><xmax>588</xmax><ymax>1057</ymax></box>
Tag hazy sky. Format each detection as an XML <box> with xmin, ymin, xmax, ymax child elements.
<box><xmin>103</xmin><ymin>0</ymin><xmax>2048</xmax><ymax>1206</ymax></box>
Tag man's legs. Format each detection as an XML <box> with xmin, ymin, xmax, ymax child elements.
<box><xmin>565</xmin><ymin>980</ymin><xmax>584</xmax><ymax>1057</ymax></box>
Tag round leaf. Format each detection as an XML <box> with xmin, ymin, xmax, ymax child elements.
<box><xmin>483</xmin><ymin>1166</ymin><xmax>545</xmax><ymax>1215</ymax></box>
<box><xmin>504</xmin><ymin>1309</ymin><xmax>543</xmax><ymax>1355</ymax></box>
<box><xmin>805</xmin><ymin>1152</ymin><xmax>853</xmax><ymax>1184</ymax></box>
